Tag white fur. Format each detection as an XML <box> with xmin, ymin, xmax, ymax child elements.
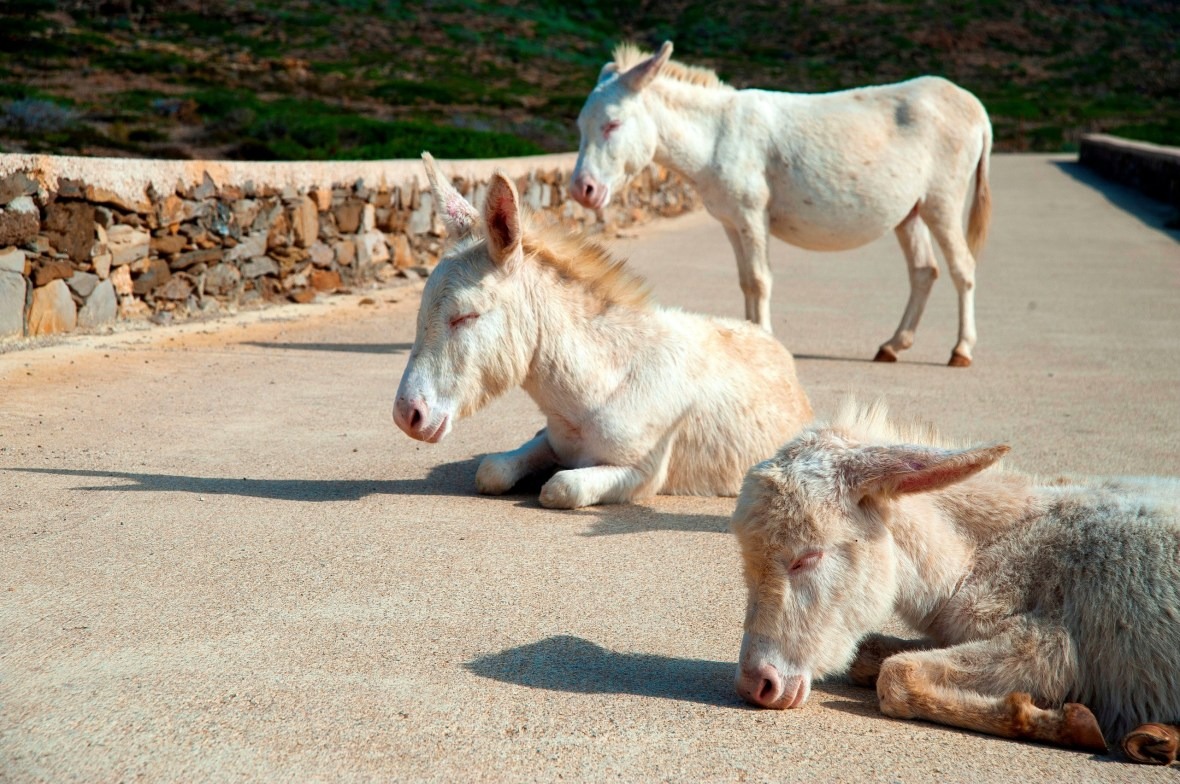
<box><xmin>393</xmin><ymin>155</ymin><xmax>813</xmax><ymax>509</ymax></box>
<box><xmin>572</xmin><ymin>42</ymin><xmax>993</xmax><ymax>365</ymax></box>
<box><xmin>731</xmin><ymin>401</ymin><xmax>1180</xmax><ymax>753</ymax></box>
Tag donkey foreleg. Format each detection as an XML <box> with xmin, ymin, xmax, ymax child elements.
<box><xmin>476</xmin><ymin>431</ymin><xmax>557</xmax><ymax>495</ymax></box>
<box><xmin>539</xmin><ymin>465</ymin><xmax>649</xmax><ymax>509</ymax></box>
<box><xmin>876</xmin><ymin>211</ymin><xmax>939</xmax><ymax>362</ymax></box>
<box><xmin>723</xmin><ymin>215</ymin><xmax>773</xmax><ymax>332</ymax></box>
<box><xmin>1122</xmin><ymin>723</ymin><xmax>1180</xmax><ymax>765</ymax></box>
<box><xmin>876</xmin><ymin>638</ymin><xmax>1107</xmax><ymax>753</ymax></box>
<box><xmin>848</xmin><ymin>634</ymin><xmax>936</xmax><ymax>687</ymax></box>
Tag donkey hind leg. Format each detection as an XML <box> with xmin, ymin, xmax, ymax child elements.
<box><xmin>920</xmin><ymin>196</ymin><xmax>978</xmax><ymax>367</ymax></box>
<box><xmin>476</xmin><ymin>430</ymin><xmax>557</xmax><ymax>495</ymax></box>
<box><xmin>724</xmin><ymin>216</ymin><xmax>774</xmax><ymax>332</ymax></box>
<box><xmin>849</xmin><ymin>634</ymin><xmax>936</xmax><ymax>687</ymax></box>
<box><xmin>876</xmin><ymin>637</ymin><xmax>1107</xmax><ymax>753</ymax></box>
<box><xmin>875</xmin><ymin>208</ymin><xmax>940</xmax><ymax>362</ymax></box>
<box><xmin>1122</xmin><ymin>723</ymin><xmax>1180</xmax><ymax>765</ymax></box>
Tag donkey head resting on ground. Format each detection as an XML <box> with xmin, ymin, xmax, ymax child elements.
<box><xmin>730</xmin><ymin>404</ymin><xmax>1007</xmax><ymax>709</ymax></box>
<box><xmin>393</xmin><ymin>155</ymin><xmax>538</xmax><ymax>443</ymax></box>
<box><xmin>571</xmin><ymin>41</ymin><xmax>679</xmax><ymax>210</ymax></box>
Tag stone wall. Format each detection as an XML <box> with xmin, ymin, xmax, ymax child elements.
<box><xmin>1078</xmin><ymin>134</ymin><xmax>1180</xmax><ymax>206</ymax></box>
<box><xmin>0</xmin><ymin>153</ymin><xmax>700</xmax><ymax>340</ymax></box>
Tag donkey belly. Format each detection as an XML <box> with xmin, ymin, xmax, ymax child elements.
<box><xmin>766</xmin><ymin>176</ymin><xmax>918</xmax><ymax>252</ymax></box>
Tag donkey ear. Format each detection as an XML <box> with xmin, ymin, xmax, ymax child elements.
<box><xmin>421</xmin><ymin>151</ymin><xmax>479</xmax><ymax>237</ymax></box>
<box><xmin>852</xmin><ymin>443</ymin><xmax>1010</xmax><ymax>497</ymax></box>
<box><xmin>597</xmin><ymin>61</ymin><xmax>619</xmax><ymax>84</ymax></box>
<box><xmin>621</xmin><ymin>40</ymin><xmax>673</xmax><ymax>91</ymax></box>
<box><xmin>484</xmin><ymin>172</ymin><xmax>522</xmax><ymax>269</ymax></box>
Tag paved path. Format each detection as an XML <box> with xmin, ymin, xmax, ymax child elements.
<box><xmin>2</xmin><ymin>156</ymin><xmax>1178</xmax><ymax>782</ymax></box>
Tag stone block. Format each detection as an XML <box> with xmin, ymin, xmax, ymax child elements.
<box><xmin>28</xmin><ymin>279</ymin><xmax>77</xmax><ymax>336</ymax></box>
<box><xmin>0</xmin><ymin>171</ymin><xmax>37</xmax><ymax>206</ymax></box>
<box><xmin>109</xmin><ymin>264</ymin><xmax>133</xmax><ymax>296</ymax></box>
<box><xmin>132</xmin><ymin>258</ymin><xmax>171</xmax><ymax>295</ymax></box>
<box><xmin>151</xmin><ymin>234</ymin><xmax>188</xmax><ymax>256</ymax></box>
<box><xmin>334</xmin><ymin>199</ymin><xmax>364</xmax><ymax>233</ymax></box>
<box><xmin>66</xmin><ymin>271</ymin><xmax>99</xmax><ymax>298</ymax></box>
<box><xmin>241</xmin><ymin>256</ymin><xmax>279</xmax><ymax>279</ymax></box>
<box><xmin>203</xmin><ymin>263</ymin><xmax>241</xmax><ymax>296</ymax></box>
<box><xmin>32</xmin><ymin>260</ymin><xmax>73</xmax><ymax>287</ymax></box>
<box><xmin>45</xmin><ymin>201</ymin><xmax>97</xmax><ymax>261</ymax></box>
<box><xmin>77</xmin><ymin>279</ymin><xmax>117</xmax><ymax>329</ymax></box>
<box><xmin>0</xmin><ymin>271</ymin><xmax>26</xmax><ymax>337</ymax></box>
<box><xmin>0</xmin><ymin>197</ymin><xmax>42</xmax><ymax>248</ymax></box>
<box><xmin>107</xmin><ymin>224</ymin><xmax>151</xmax><ymax>267</ymax></box>
<box><xmin>357</xmin><ymin>230</ymin><xmax>390</xmax><ymax>267</ymax></box>
<box><xmin>291</xmin><ymin>196</ymin><xmax>318</xmax><ymax>248</ymax></box>
<box><xmin>0</xmin><ymin>246</ymin><xmax>24</xmax><ymax>273</ymax></box>
<box><xmin>309</xmin><ymin>268</ymin><xmax>342</xmax><ymax>292</ymax></box>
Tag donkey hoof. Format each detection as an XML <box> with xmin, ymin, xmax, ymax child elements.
<box><xmin>947</xmin><ymin>351</ymin><xmax>972</xmax><ymax>368</ymax></box>
<box><xmin>1061</xmin><ymin>703</ymin><xmax>1108</xmax><ymax>754</ymax></box>
<box><xmin>1122</xmin><ymin>724</ymin><xmax>1179</xmax><ymax>765</ymax></box>
<box><xmin>873</xmin><ymin>347</ymin><xmax>898</xmax><ymax>363</ymax></box>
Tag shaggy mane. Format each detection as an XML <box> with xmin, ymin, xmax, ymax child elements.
<box><xmin>612</xmin><ymin>43</ymin><xmax>730</xmax><ymax>89</ymax></box>
<box><xmin>522</xmin><ymin>216</ymin><xmax>651</xmax><ymax>310</ymax></box>
<box><xmin>831</xmin><ymin>398</ymin><xmax>951</xmax><ymax>449</ymax></box>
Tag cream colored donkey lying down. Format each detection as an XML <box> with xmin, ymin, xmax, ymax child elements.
<box><xmin>733</xmin><ymin>401</ymin><xmax>1180</xmax><ymax>765</ymax></box>
<box><xmin>393</xmin><ymin>154</ymin><xmax>811</xmax><ymax>509</ymax></box>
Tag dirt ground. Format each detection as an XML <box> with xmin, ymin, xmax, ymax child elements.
<box><xmin>2</xmin><ymin>155</ymin><xmax>1179</xmax><ymax>782</ymax></box>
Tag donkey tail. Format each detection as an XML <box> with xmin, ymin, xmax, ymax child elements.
<box><xmin>967</xmin><ymin>121</ymin><xmax>993</xmax><ymax>259</ymax></box>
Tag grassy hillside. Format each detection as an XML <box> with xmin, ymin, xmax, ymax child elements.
<box><xmin>1</xmin><ymin>0</ymin><xmax>1176</xmax><ymax>159</ymax></box>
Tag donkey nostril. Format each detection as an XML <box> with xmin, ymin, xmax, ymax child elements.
<box><xmin>409</xmin><ymin>407</ymin><xmax>423</xmax><ymax>428</ymax></box>
<box><xmin>585</xmin><ymin>183</ymin><xmax>595</xmax><ymax>197</ymax></box>
<box><xmin>757</xmin><ymin>677</ymin><xmax>777</xmax><ymax>704</ymax></box>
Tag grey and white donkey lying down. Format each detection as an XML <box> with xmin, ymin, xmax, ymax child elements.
<box><xmin>393</xmin><ymin>153</ymin><xmax>812</xmax><ymax>508</ymax></box>
<box><xmin>732</xmin><ymin>400</ymin><xmax>1180</xmax><ymax>764</ymax></box>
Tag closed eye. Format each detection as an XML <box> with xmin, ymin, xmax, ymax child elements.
<box><xmin>449</xmin><ymin>312</ymin><xmax>479</xmax><ymax>329</ymax></box>
<box><xmin>602</xmin><ymin>119</ymin><xmax>621</xmax><ymax>139</ymax></box>
<box><xmin>788</xmin><ymin>551</ymin><xmax>824</xmax><ymax>574</ymax></box>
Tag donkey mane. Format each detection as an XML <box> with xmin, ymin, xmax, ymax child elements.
<box><xmin>612</xmin><ymin>42</ymin><xmax>730</xmax><ymax>90</ymax></box>
<box><xmin>522</xmin><ymin>216</ymin><xmax>651</xmax><ymax>310</ymax></box>
<box><xmin>831</xmin><ymin>399</ymin><xmax>952</xmax><ymax>450</ymax></box>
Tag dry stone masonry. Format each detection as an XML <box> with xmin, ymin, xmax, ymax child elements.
<box><xmin>0</xmin><ymin>154</ymin><xmax>700</xmax><ymax>340</ymax></box>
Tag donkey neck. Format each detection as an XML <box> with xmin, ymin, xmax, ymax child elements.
<box><xmin>645</xmin><ymin>81</ymin><xmax>734</xmax><ymax>182</ymax></box>
<box><xmin>887</xmin><ymin>472</ymin><xmax>1039</xmax><ymax>636</ymax></box>
<box><xmin>518</xmin><ymin>268</ymin><xmax>652</xmax><ymax>419</ymax></box>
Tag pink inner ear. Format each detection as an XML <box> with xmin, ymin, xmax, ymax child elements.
<box><xmin>895</xmin><ymin>464</ymin><xmax>961</xmax><ymax>494</ymax></box>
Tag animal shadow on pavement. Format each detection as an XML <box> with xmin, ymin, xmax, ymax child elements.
<box><xmin>466</xmin><ymin>634</ymin><xmax>744</xmax><ymax>708</ymax></box>
<box><xmin>241</xmin><ymin>341</ymin><xmax>415</xmax><ymax>355</ymax></box>
<box><xmin>562</xmin><ymin>504</ymin><xmax>731</xmax><ymax>537</ymax></box>
<box><xmin>8</xmin><ymin>458</ymin><xmax>482</xmax><ymax>502</ymax></box>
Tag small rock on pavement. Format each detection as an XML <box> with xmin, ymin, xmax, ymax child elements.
<box><xmin>77</xmin><ymin>279</ymin><xmax>117</xmax><ymax>329</ymax></box>
<box><xmin>28</xmin><ymin>279</ymin><xmax>77</xmax><ymax>336</ymax></box>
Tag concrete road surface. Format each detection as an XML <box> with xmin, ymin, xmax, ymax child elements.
<box><xmin>3</xmin><ymin>155</ymin><xmax>1179</xmax><ymax>782</ymax></box>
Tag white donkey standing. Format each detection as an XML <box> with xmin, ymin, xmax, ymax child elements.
<box><xmin>731</xmin><ymin>401</ymin><xmax>1180</xmax><ymax>764</ymax></box>
<box><xmin>572</xmin><ymin>42</ymin><xmax>992</xmax><ymax>367</ymax></box>
<box><xmin>393</xmin><ymin>153</ymin><xmax>812</xmax><ymax>509</ymax></box>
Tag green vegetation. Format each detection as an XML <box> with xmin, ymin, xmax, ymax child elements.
<box><xmin>0</xmin><ymin>0</ymin><xmax>1175</xmax><ymax>159</ymax></box>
